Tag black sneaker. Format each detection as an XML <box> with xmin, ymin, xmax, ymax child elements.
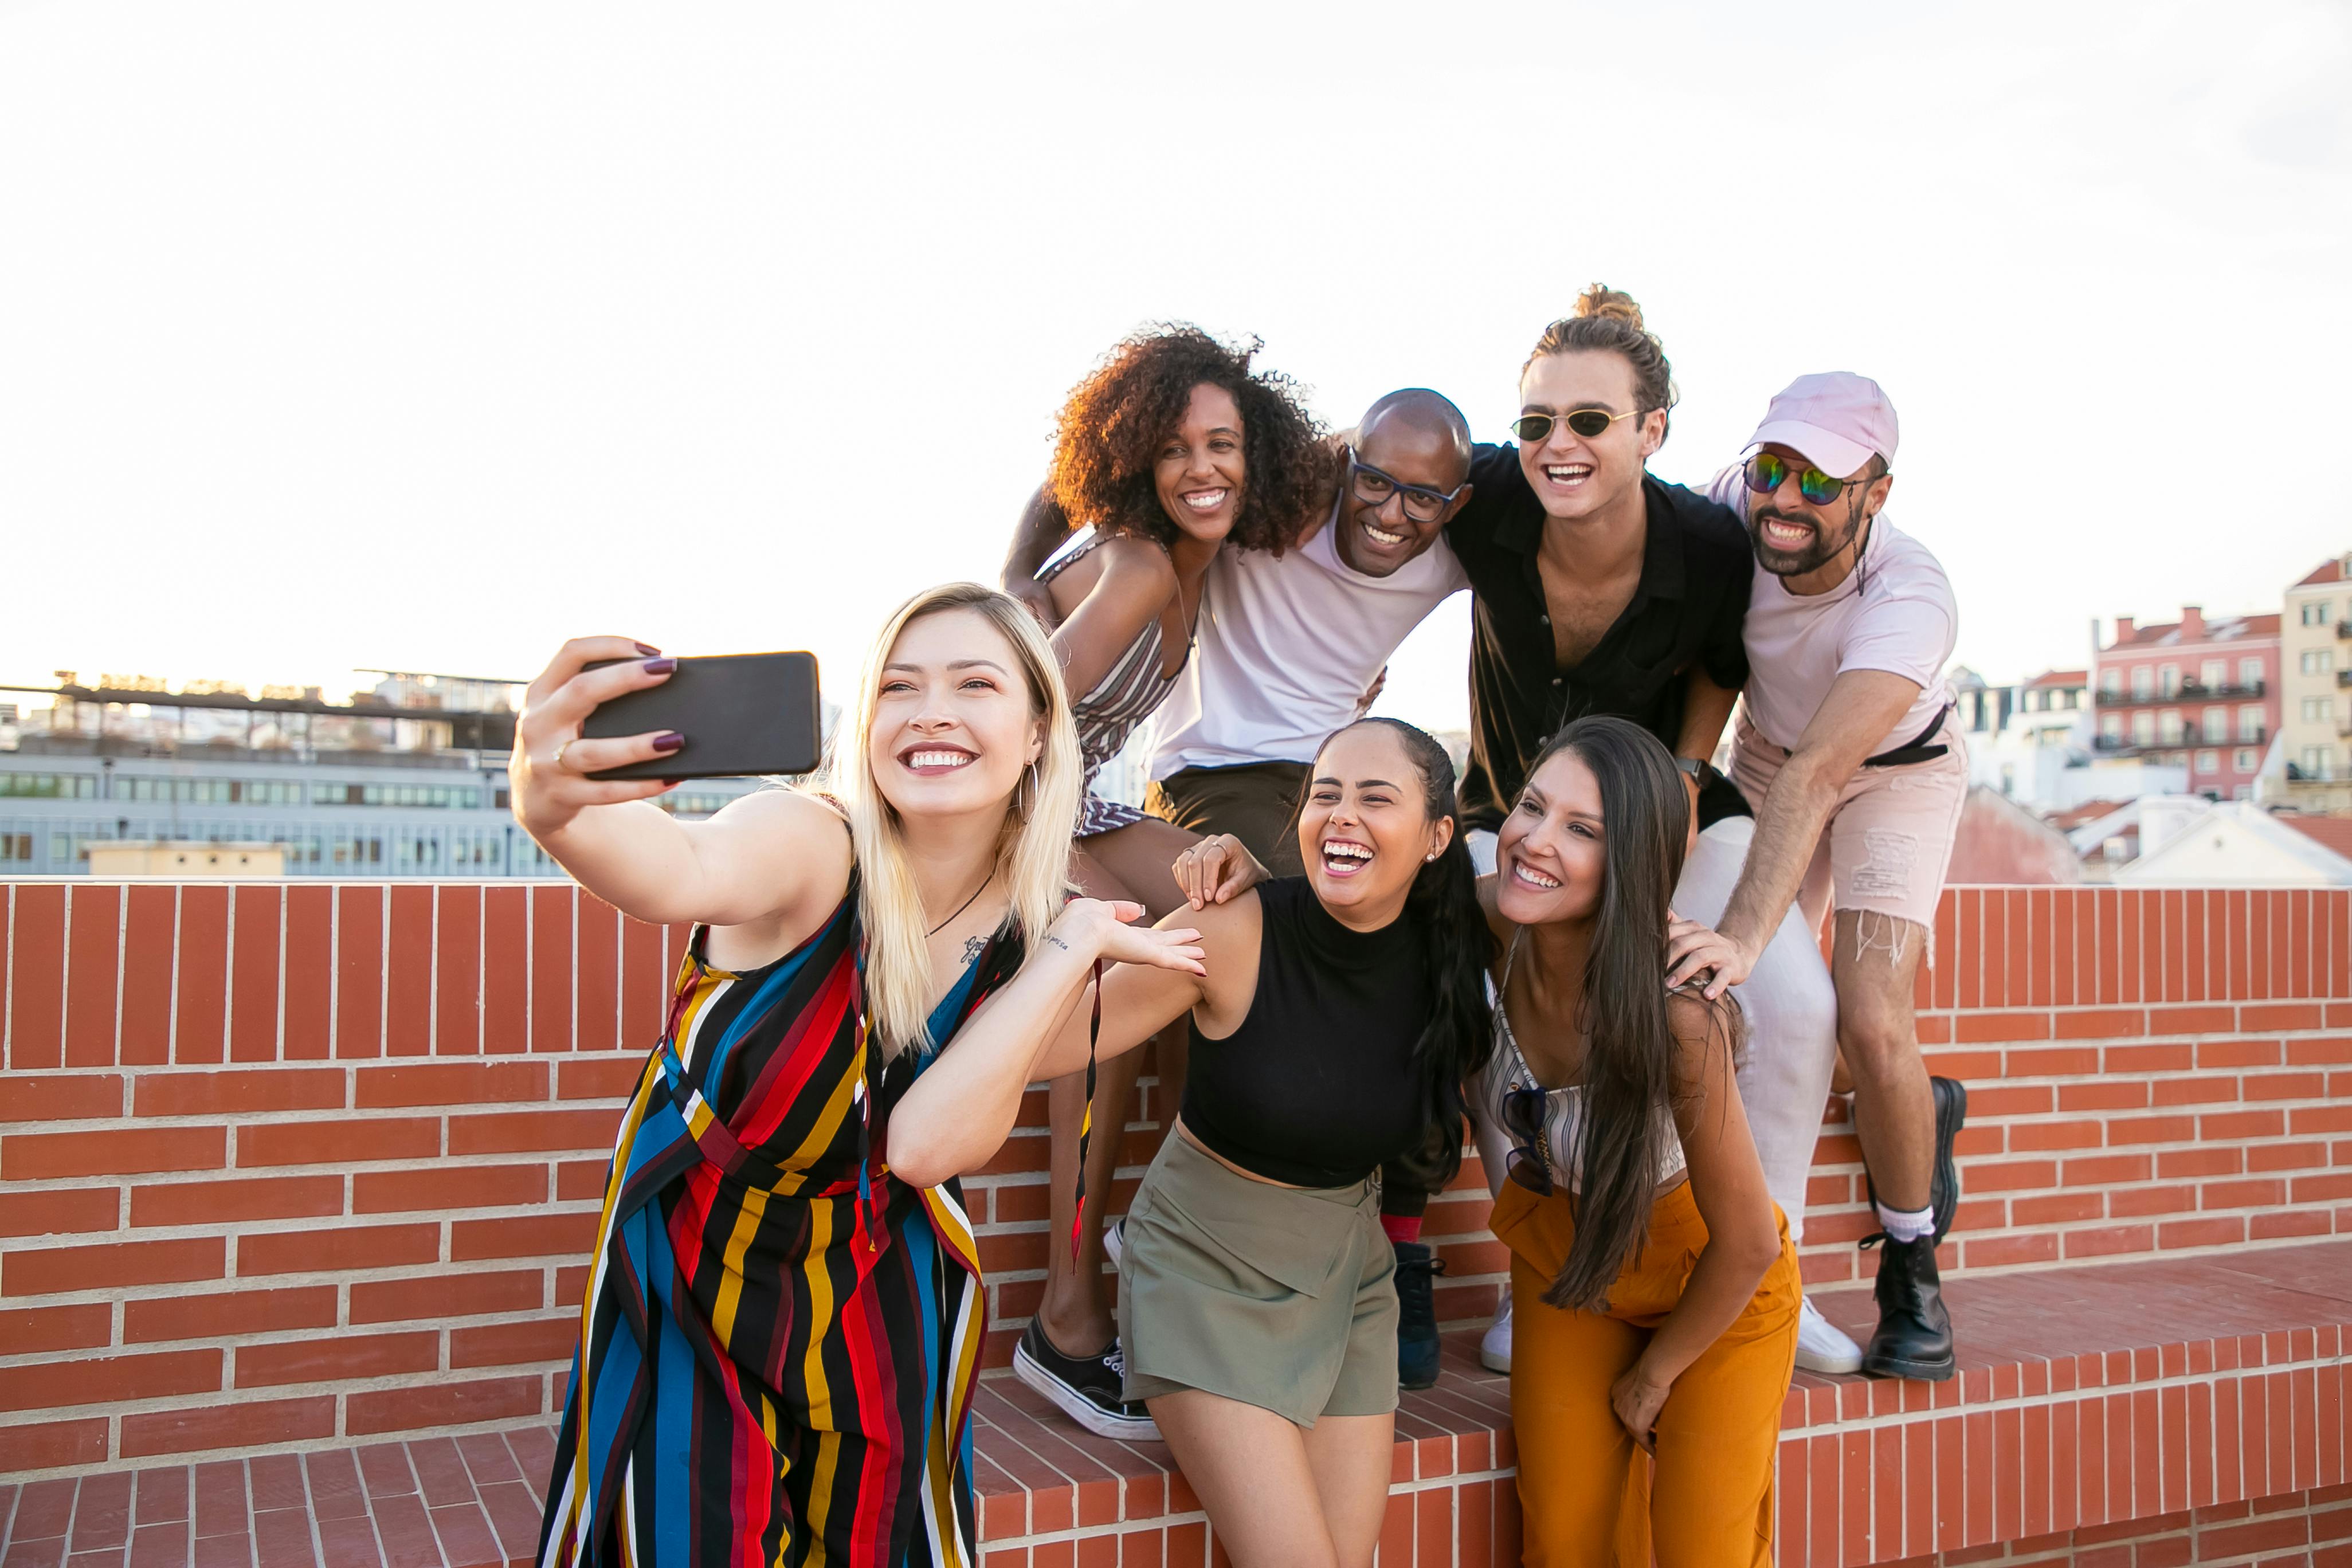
<box><xmin>1862</xmin><ymin>1075</ymin><xmax>1969</xmax><ymax>1244</ymax></box>
<box><xmin>1393</xmin><ymin>1240</ymin><xmax>1446</xmax><ymax>1391</ymax></box>
<box><xmin>1012</xmin><ymin>1318</ymin><xmax>1161</xmax><ymax>1440</ymax></box>
<box><xmin>1859</xmin><ymin>1231</ymin><xmax>1955</xmax><ymax>1382</ymax></box>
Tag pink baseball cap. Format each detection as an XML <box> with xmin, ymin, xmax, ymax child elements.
<box><xmin>1744</xmin><ymin>372</ymin><xmax>1899</xmax><ymax>478</ymax></box>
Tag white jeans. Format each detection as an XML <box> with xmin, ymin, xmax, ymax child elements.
<box><xmin>1465</xmin><ymin>820</ymin><xmax>1840</xmax><ymax>1248</ymax></box>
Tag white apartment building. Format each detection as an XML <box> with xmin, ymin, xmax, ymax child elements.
<box><xmin>2281</xmin><ymin>555</ymin><xmax>2352</xmax><ymax>813</ymax></box>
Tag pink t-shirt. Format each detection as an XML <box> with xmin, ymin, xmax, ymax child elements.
<box><xmin>1708</xmin><ymin>467</ymin><xmax>1957</xmax><ymax>753</ymax></box>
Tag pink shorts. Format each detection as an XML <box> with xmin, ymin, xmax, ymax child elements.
<box><xmin>1729</xmin><ymin>710</ymin><xmax>1969</xmax><ymax>934</ymax></box>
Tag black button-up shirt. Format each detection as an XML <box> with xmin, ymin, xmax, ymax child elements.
<box><xmin>1448</xmin><ymin>444</ymin><xmax>1755</xmax><ymax>832</ymax></box>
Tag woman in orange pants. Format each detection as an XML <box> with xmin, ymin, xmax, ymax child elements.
<box><xmin>1469</xmin><ymin>718</ymin><xmax>1800</xmax><ymax>1565</ymax></box>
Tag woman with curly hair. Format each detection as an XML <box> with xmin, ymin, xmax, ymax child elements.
<box><xmin>1011</xmin><ymin>323</ymin><xmax>1336</xmax><ymax>1440</ymax></box>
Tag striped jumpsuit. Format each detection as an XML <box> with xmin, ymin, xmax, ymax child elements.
<box><xmin>538</xmin><ymin>877</ymin><xmax>1020</xmax><ymax>1568</ymax></box>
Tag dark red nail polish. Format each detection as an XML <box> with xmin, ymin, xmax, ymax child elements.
<box><xmin>653</xmin><ymin>732</ymin><xmax>685</xmax><ymax>753</ymax></box>
<box><xmin>634</xmin><ymin>641</ymin><xmax>661</xmax><ymax>656</ymax></box>
<box><xmin>642</xmin><ymin>657</ymin><xmax>676</xmax><ymax>675</ymax></box>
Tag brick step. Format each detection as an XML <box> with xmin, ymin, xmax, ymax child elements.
<box><xmin>9</xmin><ymin>1244</ymin><xmax>2352</xmax><ymax>1568</ymax></box>
<box><xmin>975</xmin><ymin>1240</ymin><xmax>2352</xmax><ymax>1566</ymax></box>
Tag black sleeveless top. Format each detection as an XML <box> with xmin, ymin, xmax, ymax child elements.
<box><xmin>1181</xmin><ymin>877</ymin><xmax>1432</xmax><ymax>1187</ymax></box>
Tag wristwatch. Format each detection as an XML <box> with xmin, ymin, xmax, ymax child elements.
<box><xmin>1673</xmin><ymin>757</ymin><xmax>1706</xmax><ymax>779</ymax></box>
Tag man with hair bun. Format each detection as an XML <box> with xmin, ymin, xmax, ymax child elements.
<box><xmin>1668</xmin><ymin>372</ymin><xmax>1970</xmax><ymax>1383</ymax></box>
<box><xmin>1428</xmin><ymin>285</ymin><xmax>1857</xmax><ymax>1382</ymax></box>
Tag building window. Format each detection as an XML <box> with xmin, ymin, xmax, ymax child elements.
<box><xmin>2159</xmin><ymin>664</ymin><xmax>2181</xmax><ymax>697</ymax></box>
<box><xmin>2236</xmin><ymin>748</ymin><xmax>2259</xmax><ymax>771</ymax></box>
<box><xmin>2306</xmin><ymin>697</ymin><xmax>2333</xmax><ymax>722</ymax></box>
<box><xmin>2241</xmin><ymin>658</ymin><xmax>2264</xmax><ymax>688</ymax></box>
<box><xmin>2202</xmin><ymin>708</ymin><xmax>2228</xmax><ymax>742</ymax></box>
<box><xmin>2304</xmin><ymin>601</ymin><xmax>2334</xmax><ymax>626</ymax></box>
<box><xmin>2102</xmin><ymin>714</ymin><xmax>2123</xmax><ymax>739</ymax></box>
<box><xmin>2159</xmin><ymin>709</ymin><xmax>2184</xmax><ymax>744</ymax></box>
<box><xmin>2194</xmin><ymin>750</ymin><xmax>2220</xmax><ymax>775</ymax></box>
<box><xmin>2201</xmin><ymin>660</ymin><xmax>2226</xmax><ymax>689</ymax></box>
<box><xmin>2131</xmin><ymin>667</ymin><xmax>2154</xmax><ymax>699</ymax></box>
<box><xmin>2134</xmin><ymin>712</ymin><xmax>2157</xmax><ymax>746</ymax></box>
<box><xmin>2304</xmin><ymin>649</ymin><xmax>2336</xmax><ymax>675</ymax></box>
<box><xmin>2101</xmin><ymin>668</ymin><xmax>2122</xmax><ymax>696</ymax></box>
<box><xmin>2241</xmin><ymin>705</ymin><xmax>2265</xmax><ymax>742</ymax></box>
<box><xmin>2303</xmin><ymin>746</ymin><xmax>2333</xmax><ymax>779</ymax></box>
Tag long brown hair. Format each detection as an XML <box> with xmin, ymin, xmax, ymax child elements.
<box><xmin>1521</xmin><ymin>284</ymin><xmax>1679</xmax><ymax>446</ymax></box>
<box><xmin>1524</xmin><ymin>716</ymin><xmax>1739</xmax><ymax>1309</ymax></box>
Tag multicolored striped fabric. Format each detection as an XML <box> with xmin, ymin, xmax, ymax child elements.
<box><xmin>537</xmin><ymin>880</ymin><xmax>1022</xmax><ymax>1568</ymax></box>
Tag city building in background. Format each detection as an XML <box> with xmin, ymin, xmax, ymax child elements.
<box><xmin>0</xmin><ymin>671</ymin><xmax>811</xmax><ymax>877</ymax></box>
<box><xmin>2090</xmin><ymin>606</ymin><xmax>2280</xmax><ymax>803</ymax></box>
<box><xmin>1952</xmin><ymin>665</ymin><xmax>2184</xmax><ymax>814</ymax></box>
<box><xmin>2277</xmin><ymin>555</ymin><xmax>2352</xmax><ymax>813</ymax></box>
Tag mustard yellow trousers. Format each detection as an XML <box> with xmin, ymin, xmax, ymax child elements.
<box><xmin>1492</xmin><ymin>1175</ymin><xmax>1800</xmax><ymax>1567</ymax></box>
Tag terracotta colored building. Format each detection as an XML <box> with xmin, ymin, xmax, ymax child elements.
<box><xmin>2091</xmin><ymin>605</ymin><xmax>2280</xmax><ymax>801</ymax></box>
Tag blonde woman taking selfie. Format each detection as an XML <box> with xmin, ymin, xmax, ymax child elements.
<box><xmin>522</xmin><ymin>583</ymin><xmax>1202</xmax><ymax>1568</ymax></box>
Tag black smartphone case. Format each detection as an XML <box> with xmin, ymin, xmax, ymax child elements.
<box><xmin>579</xmin><ymin>652</ymin><xmax>822</xmax><ymax>781</ymax></box>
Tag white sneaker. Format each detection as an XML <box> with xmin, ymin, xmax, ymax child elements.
<box><xmin>1103</xmin><ymin>1217</ymin><xmax>1123</xmax><ymax>1267</ymax></box>
<box><xmin>1479</xmin><ymin>1286</ymin><xmax>1512</xmax><ymax>1373</ymax></box>
<box><xmin>1795</xmin><ymin>1295</ymin><xmax>1864</xmax><ymax>1375</ymax></box>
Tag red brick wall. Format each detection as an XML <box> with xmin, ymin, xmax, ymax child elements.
<box><xmin>2</xmin><ymin>880</ymin><xmax>2349</xmax><ymax>1482</ymax></box>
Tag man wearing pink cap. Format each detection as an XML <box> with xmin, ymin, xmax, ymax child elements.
<box><xmin>1668</xmin><ymin>372</ymin><xmax>1969</xmax><ymax>1383</ymax></box>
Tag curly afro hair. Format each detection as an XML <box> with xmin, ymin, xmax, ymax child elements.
<box><xmin>1047</xmin><ymin>324</ymin><xmax>1333</xmax><ymax>555</ymax></box>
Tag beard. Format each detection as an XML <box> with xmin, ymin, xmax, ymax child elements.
<box><xmin>1749</xmin><ymin>502</ymin><xmax>1865</xmax><ymax>578</ymax></box>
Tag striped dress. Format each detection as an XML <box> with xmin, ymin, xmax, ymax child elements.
<box><xmin>1037</xmin><ymin>530</ymin><xmax>1188</xmax><ymax>837</ymax></box>
<box><xmin>538</xmin><ymin>876</ymin><xmax>1019</xmax><ymax>1568</ymax></box>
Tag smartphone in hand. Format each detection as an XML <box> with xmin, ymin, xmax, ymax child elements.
<box><xmin>580</xmin><ymin>652</ymin><xmax>822</xmax><ymax>781</ymax></box>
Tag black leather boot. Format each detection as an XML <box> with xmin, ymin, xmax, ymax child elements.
<box><xmin>1393</xmin><ymin>1241</ymin><xmax>1445</xmax><ymax>1390</ymax></box>
<box><xmin>1860</xmin><ymin>1232</ymin><xmax>1955</xmax><ymax>1381</ymax></box>
<box><xmin>1863</xmin><ymin>1075</ymin><xmax>1969</xmax><ymax>1242</ymax></box>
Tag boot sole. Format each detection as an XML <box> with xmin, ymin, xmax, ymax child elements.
<box><xmin>1861</xmin><ymin>1349</ymin><xmax>1955</xmax><ymax>1382</ymax></box>
<box><xmin>1012</xmin><ymin>1342</ymin><xmax>1162</xmax><ymax>1441</ymax></box>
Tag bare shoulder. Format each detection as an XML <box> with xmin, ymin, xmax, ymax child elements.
<box><xmin>1167</xmin><ymin>884</ymin><xmax>1263</xmax><ymax>946</ymax></box>
<box><xmin>1092</xmin><ymin>534</ymin><xmax>1178</xmax><ymax>597</ymax></box>
<box><xmin>705</xmin><ymin>787</ymin><xmax>854</xmax><ymax>883</ymax></box>
<box><xmin>1666</xmin><ymin>987</ymin><xmax>1738</xmax><ymax>1076</ymax></box>
<box><xmin>1180</xmin><ymin>887</ymin><xmax>1264</xmax><ymax>1027</ymax></box>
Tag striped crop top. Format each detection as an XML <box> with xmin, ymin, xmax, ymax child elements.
<box><xmin>1469</xmin><ymin>932</ymin><xmax>1686</xmax><ymax>1192</ymax></box>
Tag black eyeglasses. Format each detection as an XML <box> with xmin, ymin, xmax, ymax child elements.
<box><xmin>1347</xmin><ymin>457</ymin><xmax>1466</xmax><ymax>526</ymax></box>
<box><xmin>1743</xmin><ymin>449</ymin><xmax>1884</xmax><ymax>507</ymax></box>
<box><xmin>1501</xmin><ymin>1083</ymin><xmax>1554</xmax><ymax>1195</ymax></box>
<box><xmin>1511</xmin><ymin>407</ymin><xmax>1638</xmax><ymax>445</ymax></box>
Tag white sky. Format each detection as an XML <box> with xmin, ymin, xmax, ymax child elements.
<box><xmin>2</xmin><ymin>1</ymin><xmax>2346</xmax><ymax>732</ymax></box>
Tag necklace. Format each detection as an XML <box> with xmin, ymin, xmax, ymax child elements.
<box><xmin>925</xmin><ymin>871</ymin><xmax>993</xmax><ymax>939</ymax></box>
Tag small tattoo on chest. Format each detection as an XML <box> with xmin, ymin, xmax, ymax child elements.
<box><xmin>962</xmin><ymin>935</ymin><xmax>987</xmax><ymax>966</ymax></box>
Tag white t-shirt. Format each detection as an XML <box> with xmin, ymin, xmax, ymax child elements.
<box><xmin>1147</xmin><ymin>505</ymin><xmax>1469</xmax><ymax>776</ymax></box>
<box><xmin>1708</xmin><ymin>468</ymin><xmax>1957</xmax><ymax>753</ymax></box>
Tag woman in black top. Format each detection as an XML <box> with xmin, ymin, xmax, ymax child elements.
<box><xmin>896</xmin><ymin>717</ymin><xmax>1491</xmax><ymax>1568</ymax></box>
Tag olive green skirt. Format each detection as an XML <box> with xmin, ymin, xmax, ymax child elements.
<box><xmin>1116</xmin><ymin>1131</ymin><xmax>1399</xmax><ymax>1427</ymax></box>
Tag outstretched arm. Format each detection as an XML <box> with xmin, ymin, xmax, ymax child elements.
<box><xmin>1667</xmin><ymin>668</ymin><xmax>1922</xmax><ymax>995</ymax></box>
<box><xmin>510</xmin><ymin>638</ymin><xmax>853</xmax><ymax>946</ymax></box>
<box><xmin>889</xmin><ymin>900</ymin><xmax>1205</xmax><ymax>1188</ymax></box>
